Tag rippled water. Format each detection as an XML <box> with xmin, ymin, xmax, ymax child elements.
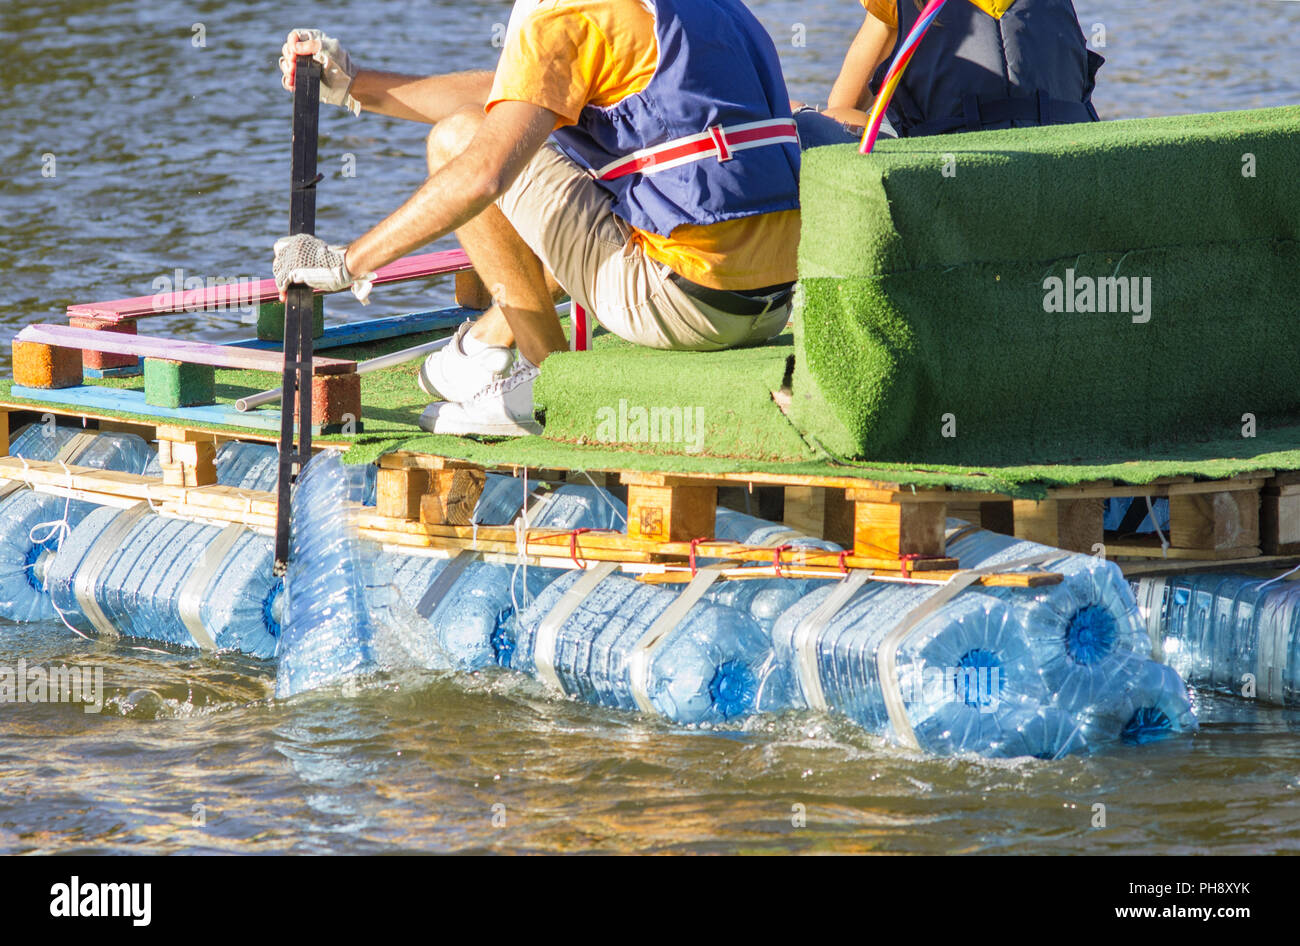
<box><xmin>1</xmin><ymin>0</ymin><xmax>1299</xmax><ymax>854</ymax></box>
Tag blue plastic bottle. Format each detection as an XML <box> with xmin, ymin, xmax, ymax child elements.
<box><xmin>44</xmin><ymin>505</ymin><xmax>283</xmax><ymax>657</ymax></box>
<box><xmin>766</xmin><ymin>579</ymin><xmax>1087</xmax><ymax>757</ymax></box>
<box><xmin>502</xmin><ymin>568</ymin><xmax>774</xmax><ymax>725</ymax></box>
<box><xmin>1133</xmin><ymin>572</ymin><xmax>1299</xmax><ymax>705</ymax></box>
<box><xmin>0</xmin><ymin>428</ymin><xmax>165</xmax><ymax>623</ymax></box>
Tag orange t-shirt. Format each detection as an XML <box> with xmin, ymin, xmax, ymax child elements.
<box><xmin>864</xmin><ymin>0</ymin><xmax>900</xmax><ymax>29</ymax></box>
<box><xmin>487</xmin><ymin>0</ymin><xmax>799</xmax><ymax>290</ymax></box>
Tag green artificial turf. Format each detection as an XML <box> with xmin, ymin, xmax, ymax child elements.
<box><xmin>793</xmin><ymin>104</ymin><xmax>1300</xmax><ymax>463</ymax></box>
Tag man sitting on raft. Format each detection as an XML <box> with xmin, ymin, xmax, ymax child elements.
<box><xmin>795</xmin><ymin>0</ymin><xmax>1104</xmax><ymax>148</ymax></box>
<box><xmin>272</xmin><ymin>0</ymin><xmax>801</xmax><ymax>437</ymax></box>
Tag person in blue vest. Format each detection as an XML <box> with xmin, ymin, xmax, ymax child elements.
<box><xmin>795</xmin><ymin>0</ymin><xmax>1103</xmax><ymax>148</ymax></box>
<box><xmin>272</xmin><ymin>0</ymin><xmax>801</xmax><ymax>438</ymax></box>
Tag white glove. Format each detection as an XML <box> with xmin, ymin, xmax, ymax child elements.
<box><xmin>280</xmin><ymin>29</ymin><xmax>361</xmax><ymax>116</ymax></box>
<box><xmin>273</xmin><ymin>234</ymin><xmax>376</xmax><ymax>304</ymax></box>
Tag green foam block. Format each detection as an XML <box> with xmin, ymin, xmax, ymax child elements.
<box><xmin>792</xmin><ymin>105</ymin><xmax>1300</xmax><ymax>464</ymax></box>
<box><xmin>144</xmin><ymin>358</ymin><xmax>215</xmax><ymax>409</ymax></box>
<box><xmin>257</xmin><ymin>295</ymin><xmax>324</xmax><ymax>341</ymax></box>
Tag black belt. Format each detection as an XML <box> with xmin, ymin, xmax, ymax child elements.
<box><xmin>668</xmin><ymin>272</ymin><xmax>795</xmax><ymax>316</ymax></box>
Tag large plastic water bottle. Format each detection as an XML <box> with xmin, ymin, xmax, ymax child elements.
<box><xmin>501</xmin><ymin>568</ymin><xmax>774</xmax><ymax>725</ymax></box>
<box><xmin>0</xmin><ymin>428</ymin><xmax>165</xmax><ymax>623</ymax></box>
<box><xmin>43</xmin><ymin>505</ymin><xmax>283</xmax><ymax>657</ymax></box>
<box><xmin>1133</xmin><ymin>573</ymin><xmax>1299</xmax><ymax>705</ymax></box>
<box><xmin>765</xmin><ymin>579</ymin><xmax>1087</xmax><ymax>757</ymax></box>
<box><xmin>374</xmin><ymin>483</ymin><xmax>629</xmax><ymax>670</ymax></box>
<box><xmin>374</xmin><ymin>553</ymin><xmax>559</xmax><ymax>671</ymax></box>
<box><xmin>275</xmin><ymin>455</ymin><xmax>379</xmax><ymax>697</ymax></box>
<box><xmin>943</xmin><ymin>521</ymin><xmax>1189</xmax><ymax>738</ymax></box>
<box><xmin>214</xmin><ymin>442</ymin><xmax>377</xmax><ymax>505</ymax></box>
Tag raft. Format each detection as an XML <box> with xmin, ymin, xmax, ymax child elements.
<box><xmin>4</xmin><ymin>104</ymin><xmax>1299</xmax><ymax>757</ymax></box>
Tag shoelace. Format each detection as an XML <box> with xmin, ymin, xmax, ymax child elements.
<box><xmin>469</xmin><ymin>359</ymin><xmax>538</xmax><ymax>402</ymax></box>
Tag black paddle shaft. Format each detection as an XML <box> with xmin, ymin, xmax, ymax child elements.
<box><xmin>273</xmin><ymin>54</ymin><xmax>323</xmax><ymax>576</ymax></box>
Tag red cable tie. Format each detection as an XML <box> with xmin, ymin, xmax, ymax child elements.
<box><xmin>569</xmin><ymin>528</ymin><xmax>593</xmax><ymax>569</ymax></box>
<box><xmin>689</xmin><ymin>536</ymin><xmax>708</xmax><ymax>577</ymax></box>
<box><xmin>898</xmin><ymin>552</ymin><xmax>933</xmax><ymax>579</ymax></box>
<box><xmin>772</xmin><ymin>543</ymin><xmax>793</xmax><ymax>579</ymax></box>
<box><xmin>838</xmin><ymin>550</ymin><xmax>850</xmax><ymax>576</ymax></box>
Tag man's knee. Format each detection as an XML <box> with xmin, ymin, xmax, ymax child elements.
<box><xmin>426</xmin><ymin>106</ymin><xmax>484</xmax><ymax>172</ymax></box>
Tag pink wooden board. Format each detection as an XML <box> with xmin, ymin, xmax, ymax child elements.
<box><xmin>16</xmin><ymin>324</ymin><xmax>356</xmax><ymax>375</ymax></box>
<box><xmin>66</xmin><ymin>248</ymin><xmax>473</xmax><ymax>323</ymax></box>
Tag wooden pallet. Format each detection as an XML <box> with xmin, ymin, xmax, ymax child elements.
<box><xmin>0</xmin><ymin>456</ymin><xmax>1059</xmax><ymax>587</ymax></box>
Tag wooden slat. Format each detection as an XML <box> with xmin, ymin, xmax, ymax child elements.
<box><xmin>65</xmin><ymin>249</ymin><xmax>473</xmax><ymax>322</ymax></box>
<box><xmin>17</xmin><ymin>324</ymin><xmax>355</xmax><ymax>375</ymax></box>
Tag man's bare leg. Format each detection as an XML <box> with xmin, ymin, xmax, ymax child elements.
<box><xmin>427</xmin><ymin>107</ymin><xmax>568</xmax><ymax>364</ymax></box>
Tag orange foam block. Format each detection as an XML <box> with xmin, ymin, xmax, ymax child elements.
<box><xmin>12</xmin><ymin>340</ymin><xmax>83</xmax><ymax>389</ymax></box>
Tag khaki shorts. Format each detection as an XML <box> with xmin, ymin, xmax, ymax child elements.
<box><xmin>495</xmin><ymin>144</ymin><xmax>790</xmax><ymax>351</ymax></box>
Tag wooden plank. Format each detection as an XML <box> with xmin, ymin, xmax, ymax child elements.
<box><xmin>1261</xmin><ymin>491</ymin><xmax>1300</xmax><ymax>555</ymax></box>
<box><xmin>9</xmin><ymin>385</ymin><xmax>345</xmax><ymax>437</ymax></box>
<box><xmin>376</xmin><ymin>468</ymin><xmax>429</xmax><ymax>520</ymax></box>
<box><xmin>627</xmin><ymin>482</ymin><xmax>716</xmax><ymax>543</ymax></box>
<box><xmin>1012</xmin><ymin>498</ymin><xmax>1104</xmax><ymax>554</ymax></box>
<box><xmin>853</xmin><ymin>500</ymin><xmax>946</xmax><ymax>559</ymax></box>
<box><xmin>1106</xmin><ymin>540</ymin><xmax>1262</xmax><ymax>561</ymax></box>
<box><xmin>17</xmin><ymin>324</ymin><xmax>355</xmax><ymax>375</ymax></box>
<box><xmin>420</xmin><ymin>468</ymin><xmax>486</xmax><ymax>526</ymax></box>
<box><xmin>65</xmin><ymin>248</ymin><xmax>473</xmax><ymax>322</ymax></box>
<box><xmin>1120</xmin><ymin>555</ymin><xmax>1300</xmax><ymax>578</ymax></box>
<box><xmin>1169</xmin><ymin>488</ymin><xmax>1260</xmax><ymax>551</ymax></box>
<box><xmin>0</xmin><ymin>410</ymin><xmax>8</xmax><ymax>458</ymax></box>
<box><xmin>377</xmin><ymin>451</ymin><xmax>485</xmax><ymax>472</ymax></box>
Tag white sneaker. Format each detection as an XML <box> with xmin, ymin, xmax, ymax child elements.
<box><xmin>417</xmin><ymin>321</ymin><xmax>514</xmax><ymax>404</ymax></box>
<box><xmin>418</xmin><ymin>359</ymin><xmax>542</xmax><ymax>437</ymax></box>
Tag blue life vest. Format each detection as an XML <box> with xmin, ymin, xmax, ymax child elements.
<box><xmin>549</xmin><ymin>0</ymin><xmax>801</xmax><ymax>238</ymax></box>
<box><xmin>871</xmin><ymin>0</ymin><xmax>1103</xmax><ymax>138</ymax></box>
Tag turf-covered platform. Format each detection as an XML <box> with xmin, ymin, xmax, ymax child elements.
<box><xmin>793</xmin><ymin>104</ymin><xmax>1300</xmax><ymax>465</ymax></box>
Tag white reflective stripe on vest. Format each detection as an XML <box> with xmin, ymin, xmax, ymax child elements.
<box><xmin>594</xmin><ymin>118</ymin><xmax>799</xmax><ymax>180</ymax></box>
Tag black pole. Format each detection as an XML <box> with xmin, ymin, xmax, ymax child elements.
<box><xmin>273</xmin><ymin>55</ymin><xmax>322</xmax><ymax>576</ymax></box>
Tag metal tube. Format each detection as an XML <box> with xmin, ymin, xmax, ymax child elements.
<box><xmin>236</xmin><ymin>335</ymin><xmax>451</xmax><ymax>412</ymax></box>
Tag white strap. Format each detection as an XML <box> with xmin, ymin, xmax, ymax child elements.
<box><xmin>1135</xmin><ymin>577</ymin><xmax>1167</xmax><ymax>661</ymax></box>
<box><xmin>56</xmin><ymin>431</ymin><xmax>98</xmax><ymax>464</ymax></box>
<box><xmin>792</xmin><ymin>569</ymin><xmax>872</xmax><ymax>711</ymax></box>
<box><xmin>72</xmin><ymin>502</ymin><xmax>152</xmax><ymax>639</ymax></box>
<box><xmin>533</xmin><ymin>561</ymin><xmax>618</xmax><ymax>693</ymax></box>
<box><xmin>415</xmin><ymin>549</ymin><xmax>480</xmax><ymax>619</ymax></box>
<box><xmin>0</xmin><ymin>430</ymin><xmax>99</xmax><ymax>502</ymax></box>
<box><xmin>628</xmin><ymin>565</ymin><xmax>726</xmax><ymax>714</ymax></box>
<box><xmin>877</xmin><ymin>552</ymin><xmax>1059</xmax><ymax>749</ymax></box>
<box><xmin>1257</xmin><ymin>584</ymin><xmax>1289</xmax><ymax>703</ymax></box>
<box><xmin>758</xmin><ymin>528</ymin><xmax>809</xmax><ymax>548</ymax></box>
<box><xmin>177</xmin><ymin>524</ymin><xmax>247</xmax><ymax>651</ymax></box>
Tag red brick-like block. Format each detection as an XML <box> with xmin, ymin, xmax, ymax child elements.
<box><xmin>298</xmin><ymin>372</ymin><xmax>362</xmax><ymax>428</ymax></box>
<box><xmin>69</xmin><ymin>316</ymin><xmax>139</xmax><ymax>370</ymax></box>
<box><xmin>12</xmin><ymin>340</ymin><xmax>83</xmax><ymax>389</ymax></box>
